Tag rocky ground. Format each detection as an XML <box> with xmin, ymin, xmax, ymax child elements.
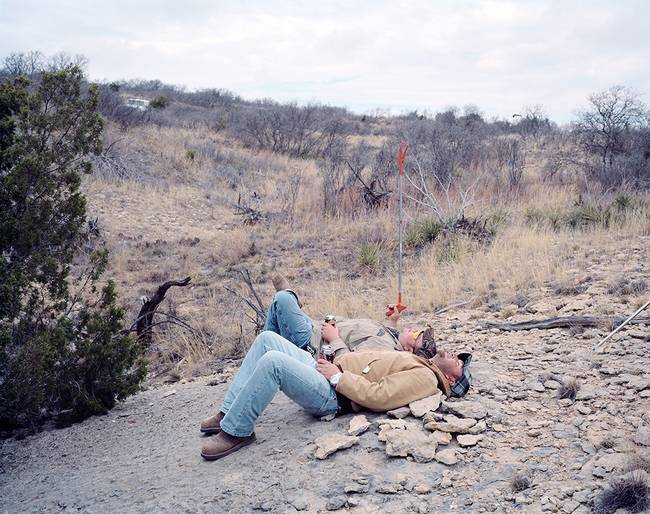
<box><xmin>1</xmin><ymin>236</ymin><xmax>649</xmax><ymax>514</ymax></box>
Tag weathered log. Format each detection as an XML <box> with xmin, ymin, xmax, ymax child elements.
<box><xmin>135</xmin><ymin>277</ymin><xmax>192</xmax><ymax>346</ymax></box>
<box><xmin>482</xmin><ymin>315</ymin><xmax>650</xmax><ymax>332</ymax></box>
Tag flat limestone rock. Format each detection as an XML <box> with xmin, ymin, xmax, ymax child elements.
<box><xmin>377</xmin><ymin>419</ymin><xmax>418</xmax><ymax>442</ymax></box>
<box><xmin>314</xmin><ymin>433</ymin><xmax>359</xmax><ymax>460</ymax></box>
<box><xmin>633</xmin><ymin>427</ymin><xmax>650</xmax><ymax>446</ymax></box>
<box><xmin>348</xmin><ymin>415</ymin><xmax>371</xmax><ymax>436</ymax></box>
<box><xmin>457</xmin><ymin>434</ymin><xmax>482</xmax><ymax>447</ymax></box>
<box><xmin>468</xmin><ymin>420</ymin><xmax>487</xmax><ymax>435</ymax></box>
<box><xmin>425</xmin><ymin>414</ymin><xmax>477</xmax><ymax>434</ymax></box>
<box><xmin>384</xmin><ymin>429</ymin><xmax>438</xmax><ymax>463</ymax></box>
<box><xmin>409</xmin><ymin>392</ymin><xmax>443</xmax><ymax>417</ymax></box>
<box><xmin>431</xmin><ymin>431</ymin><xmax>453</xmax><ymax>445</ymax></box>
<box><xmin>435</xmin><ymin>448</ymin><xmax>459</xmax><ymax>465</ymax></box>
<box><xmin>387</xmin><ymin>406</ymin><xmax>411</xmax><ymax>419</ymax></box>
<box><xmin>442</xmin><ymin>400</ymin><xmax>487</xmax><ymax>420</ymax></box>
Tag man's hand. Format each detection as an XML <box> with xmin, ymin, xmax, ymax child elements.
<box><xmin>384</xmin><ymin>304</ymin><xmax>401</xmax><ymax>328</ymax></box>
<box><xmin>316</xmin><ymin>359</ymin><xmax>340</xmax><ymax>380</ymax></box>
<box><xmin>320</xmin><ymin>321</ymin><xmax>339</xmax><ymax>342</ymax></box>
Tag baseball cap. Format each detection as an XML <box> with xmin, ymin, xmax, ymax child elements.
<box><xmin>450</xmin><ymin>352</ymin><xmax>472</xmax><ymax>397</ymax></box>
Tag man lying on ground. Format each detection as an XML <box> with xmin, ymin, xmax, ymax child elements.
<box><xmin>199</xmin><ymin>329</ymin><xmax>468</xmax><ymax>461</ymax></box>
<box><xmin>264</xmin><ymin>275</ymin><xmax>472</xmax><ymax>398</ymax></box>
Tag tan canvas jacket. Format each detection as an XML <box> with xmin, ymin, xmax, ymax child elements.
<box><xmin>309</xmin><ymin>318</ymin><xmax>402</xmax><ymax>356</ymax></box>
<box><xmin>333</xmin><ymin>351</ymin><xmax>451</xmax><ymax>412</ymax></box>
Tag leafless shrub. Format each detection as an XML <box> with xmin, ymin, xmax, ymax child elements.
<box><xmin>607</xmin><ymin>277</ymin><xmax>648</xmax><ymax>296</ymax></box>
<box><xmin>511</xmin><ymin>472</ymin><xmax>531</xmax><ymax>492</ymax></box>
<box><xmin>557</xmin><ymin>378</ymin><xmax>580</xmax><ymax>401</ymax></box>
<box><xmin>593</xmin><ymin>472</ymin><xmax>649</xmax><ymax>514</ymax></box>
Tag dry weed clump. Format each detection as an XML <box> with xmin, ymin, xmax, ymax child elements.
<box><xmin>510</xmin><ymin>471</ymin><xmax>531</xmax><ymax>492</ymax></box>
<box><xmin>557</xmin><ymin>378</ymin><xmax>580</xmax><ymax>401</ymax></box>
<box><xmin>593</xmin><ymin>471</ymin><xmax>649</xmax><ymax>514</ymax></box>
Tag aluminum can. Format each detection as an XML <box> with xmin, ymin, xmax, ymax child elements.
<box><xmin>324</xmin><ymin>314</ymin><xmax>336</xmax><ymax>326</ymax></box>
<box><xmin>320</xmin><ymin>344</ymin><xmax>335</xmax><ymax>362</ymax></box>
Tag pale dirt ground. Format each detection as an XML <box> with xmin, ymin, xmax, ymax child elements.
<box><xmin>1</xmin><ymin>234</ymin><xmax>649</xmax><ymax>514</ymax></box>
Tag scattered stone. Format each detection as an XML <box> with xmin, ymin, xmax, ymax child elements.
<box><xmin>325</xmin><ymin>496</ymin><xmax>347</xmax><ymax>511</ymax></box>
<box><xmin>413</xmin><ymin>484</ymin><xmax>432</xmax><ymax>494</ymax></box>
<box><xmin>387</xmin><ymin>406</ymin><xmax>411</xmax><ymax>419</ymax></box>
<box><xmin>543</xmin><ymin>380</ymin><xmax>561</xmax><ymax>390</ymax></box>
<box><xmin>435</xmin><ymin>449</ymin><xmax>459</xmax><ymax>465</ymax></box>
<box><xmin>468</xmin><ymin>420</ymin><xmax>487</xmax><ymax>434</ymax></box>
<box><xmin>424</xmin><ymin>415</ymin><xmax>477</xmax><ymax>434</ymax></box>
<box><xmin>377</xmin><ymin>419</ymin><xmax>418</xmax><ymax>441</ymax></box>
<box><xmin>558</xmin><ymin>398</ymin><xmax>574</xmax><ymax>407</ymax></box>
<box><xmin>576</xmin><ymin>404</ymin><xmax>592</xmax><ymax>415</ymax></box>
<box><xmin>320</xmin><ymin>413</ymin><xmax>336</xmax><ymax>422</ymax></box>
<box><xmin>442</xmin><ymin>400</ymin><xmax>487</xmax><ymax>420</ymax></box>
<box><xmin>348</xmin><ymin>415</ymin><xmax>371</xmax><ymax>436</ymax></box>
<box><xmin>376</xmin><ymin>482</ymin><xmax>401</xmax><ymax>494</ymax></box>
<box><xmin>633</xmin><ymin>427</ymin><xmax>650</xmax><ymax>446</ymax></box>
<box><xmin>162</xmin><ymin>389</ymin><xmax>176</xmax><ymax>398</ymax></box>
<box><xmin>457</xmin><ymin>434</ymin><xmax>482</xmax><ymax>447</ymax></box>
<box><xmin>431</xmin><ymin>431</ymin><xmax>453</xmax><ymax>445</ymax></box>
<box><xmin>344</xmin><ymin>482</ymin><xmax>369</xmax><ymax>494</ymax></box>
<box><xmin>384</xmin><ymin>429</ymin><xmax>438</xmax><ymax>463</ymax></box>
<box><xmin>409</xmin><ymin>392</ymin><xmax>443</xmax><ymax>417</ymax></box>
<box><xmin>290</xmin><ymin>498</ymin><xmax>308</xmax><ymax>511</ymax></box>
<box><xmin>575</xmin><ymin>385</ymin><xmax>606</xmax><ymax>401</ymax></box>
<box><xmin>314</xmin><ymin>433</ymin><xmax>359</xmax><ymax>460</ymax></box>
<box><xmin>528</xmin><ymin>381</ymin><xmax>546</xmax><ymax>393</ymax></box>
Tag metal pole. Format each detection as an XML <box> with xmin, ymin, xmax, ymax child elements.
<box><xmin>594</xmin><ymin>298</ymin><xmax>650</xmax><ymax>352</ymax></box>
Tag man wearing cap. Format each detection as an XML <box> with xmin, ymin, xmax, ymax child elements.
<box><xmin>199</xmin><ymin>329</ymin><xmax>468</xmax><ymax>461</ymax></box>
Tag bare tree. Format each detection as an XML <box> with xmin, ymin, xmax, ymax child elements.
<box><xmin>573</xmin><ymin>86</ymin><xmax>648</xmax><ymax>186</ymax></box>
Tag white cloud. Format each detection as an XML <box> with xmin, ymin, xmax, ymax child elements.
<box><xmin>0</xmin><ymin>0</ymin><xmax>648</xmax><ymax>122</ymax></box>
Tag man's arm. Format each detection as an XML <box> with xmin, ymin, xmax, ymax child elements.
<box><xmin>335</xmin><ymin>368</ymin><xmax>439</xmax><ymax>411</ymax></box>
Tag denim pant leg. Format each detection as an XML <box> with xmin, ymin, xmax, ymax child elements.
<box><xmin>263</xmin><ymin>291</ymin><xmax>313</xmax><ymax>349</ymax></box>
<box><xmin>220</xmin><ymin>331</ymin><xmax>319</xmax><ymax>414</ymax></box>
<box><xmin>220</xmin><ymin>349</ymin><xmax>339</xmax><ymax>437</ymax></box>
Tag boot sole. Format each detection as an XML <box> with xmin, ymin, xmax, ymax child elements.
<box><xmin>200</xmin><ymin>427</ymin><xmax>222</xmax><ymax>436</ymax></box>
<box><xmin>201</xmin><ymin>434</ymin><xmax>256</xmax><ymax>461</ymax></box>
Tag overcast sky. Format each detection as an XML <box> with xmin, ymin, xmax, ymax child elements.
<box><xmin>0</xmin><ymin>0</ymin><xmax>647</xmax><ymax>122</ymax></box>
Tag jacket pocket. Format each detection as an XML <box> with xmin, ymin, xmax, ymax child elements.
<box><xmin>361</xmin><ymin>358</ymin><xmax>381</xmax><ymax>374</ymax></box>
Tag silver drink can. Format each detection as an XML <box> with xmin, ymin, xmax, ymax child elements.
<box><xmin>320</xmin><ymin>344</ymin><xmax>334</xmax><ymax>362</ymax></box>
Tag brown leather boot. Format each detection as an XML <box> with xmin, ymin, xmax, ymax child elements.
<box><xmin>271</xmin><ymin>274</ymin><xmax>302</xmax><ymax>308</ymax></box>
<box><xmin>200</xmin><ymin>411</ymin><xmax>225</xmax><ymax>435</ymax></box>
<box><xmin>200</xmin><ymin>431</ymin><xmax>256</xmax><ymax>461</ymax></box>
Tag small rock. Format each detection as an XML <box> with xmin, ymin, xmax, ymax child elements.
<box><xmin>442</xmin><ymin>400</ymin><xmax>487</xmax><ymax>420</ymax></box>
<box><xmin>320</xmin><ymin>413</ymin><xmax>336</xmax><ymax>421</ymax></box>
<box><xmin>424</xmin><ymin>415</ymin><xmax>477</xmax><ymax>434</ymax></box>
<box><xmin>348</xmin><ymin>415</ymin><xmax>371</xmax><ymax>436</ymax></box>
<box><xmin>576</xmin><ymin>404</ymin><xmax>592</xmax><ymax>415</ymax></box>
<box><xmin>314</xmin><ymin>433</ymin><xmax>359</xmax><ymax>460</ymax></box>
<box><xmin>409</xmin><ymin>392</ymin><xmax>443</xmax><ymax>417</ymax></box>
<box><xmin>384</xmin><ymin>429</ymin><xmax>438</xmax><ymax>463</ymax></box>
<box><xmin>162</xmin><ymin>389</ymin><xmax>176</xmax><ymax>398</ymax></box>
<box><xmin>325</xmin><ymin>496</ymin><xmax>347</xmax><ymax>510</ymax></box>
<box><xmin>387</xmin><ymin>406</ymin><xmax>411</xmax><ymax>419</ymax></box>
<box><xmin>290</xmin><ymin>498</ymin><xmax>308</xmax><ymax>511</ymax></box>
<box><xmin>376</xmin><ymin>482</ymin><xmax>401</xmax><ymax>494</ymax></box>
<box><xmin>435</xmin><ymin>449</ymin><xmax>459</xmax><ymax>465</ymax></box>
<box><xmin>468</xmin><ymin>420</ymin><xmax>487</xmax><ymax>434</ymax></box>
<box><xmin>377</xmin><ymin>419</ymin><xmax>418</xmax><ymax>441</ymax></box>
<box><xmin>633</xmin><ymin>427</ymin><xmax>650</xmax><ymax>446</ymax></box>
<box><xmin>457</xmin><ymin>434</ymin><xmax>482</xmax><ymax>447</ymax></box>
<box><xmin>344</xmin><ymin>482</ymin><xmax>369</xmax><ymax>494</ymax></box>
<box><xmin>431</xmin><ymin>431</ymin><xmax>453</xmax><ymax>445</ymax></box>
<box><xmin>414</xmin><ymin>484</ymin><xmax>432</xmax><ymax>494</ymax></box>
<box><xmin>543</xmin><ymin>380</ymin><xmax>561</xmax><ymax>389</ymax></box>
<box><xmin>558</xmin><ymin>398</ymin><xmax>574</xmax><ymax>407</ymax></box>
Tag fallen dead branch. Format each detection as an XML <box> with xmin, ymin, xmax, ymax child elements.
<box><xmin>481</xmin><ymin>315</ymin><xmax>650</xmax><ymax>332</ymax></box>
<box><xmin>224</xmin><ymin>268</ymin><xmax>267</xmax><ymax>334</ymax></box>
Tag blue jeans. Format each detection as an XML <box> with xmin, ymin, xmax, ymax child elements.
<box><xmin>219</xmin><ymin>331</ymin><xmax>339</xmax><ymax>437</ymax></box>
<box><xmin>263</xmin><ymin>291</ymin><xmax>313</xmax><ymax>349</ymax></box>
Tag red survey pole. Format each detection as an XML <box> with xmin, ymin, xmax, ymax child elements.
<box><xmin>386</xmin><ymin>143</ymin><xmax>409</xmax><ymax>317</ymax></box>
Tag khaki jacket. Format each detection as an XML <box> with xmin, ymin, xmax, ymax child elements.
<box><xmin>334</xmin><ymin>351</ymin><xmax>451</xmax><ymax>412</ymax></box>
<box><xmin>309</xmin><ymin>318</ymin><xmax>402</xmax><ymax>356</ymax></box>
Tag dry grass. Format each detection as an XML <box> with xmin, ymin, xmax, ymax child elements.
<box><xmin>80</xmin><ymin>119</ymin><xmax>650</xmax><ymax>378</ymax></box>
